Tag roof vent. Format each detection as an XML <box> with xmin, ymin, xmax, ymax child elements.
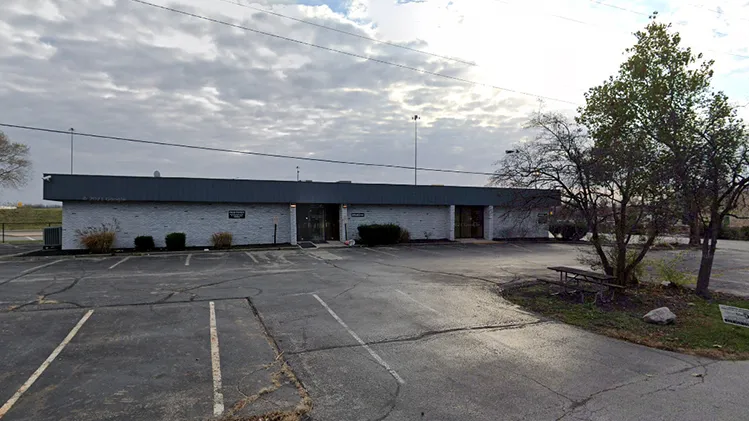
<box><xmin>337</xmin><ymin>180</ymin><xmax>352</xmax><ymax>183</ymax></box>
<box><xmin>153</xmin><ymin>170</ymin><xmax>161</xmax><ymax>178</ymax></box>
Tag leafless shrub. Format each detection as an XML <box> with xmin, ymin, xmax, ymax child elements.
<box><xmin>75</xmin><ymin>219</ymin><xmax>119</xmax><ymax>253</ymax></box>
<box><xmin>211</xmin><ymin>232</ymin><xmax>233</xmax><ymax>249</ymax></box>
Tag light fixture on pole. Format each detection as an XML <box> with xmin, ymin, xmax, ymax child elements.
<box><xmin>69</xmin><ymin>128</ymin><xmax>75</xmax><ymax>174</ymax></box>
<box><xmin>412</xmin><ymin>115</ymin><xmax>420</xmax><ymax>185</ymax></box>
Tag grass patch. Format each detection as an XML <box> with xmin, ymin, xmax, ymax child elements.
<box><xmin>0</xmin><ymin>208</ymin><xmax>62</xmax><ymax>230</ymax></box>
<box><xmin>503</xmin><ymin>283</ymin><xmax>749</xmax><ymax>360</ymax></box>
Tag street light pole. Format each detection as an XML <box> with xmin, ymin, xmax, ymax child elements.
<box><xmin>412</xmin><ymin>115</ymin><xmax>420</xmax><ymax>185</ymax></box>
<box><xmin>296</xmin><ymin>166</ymin><xmax>300</xmax><ymax>182</ymax></box>
<box><xmin>69</xmin><ymin>128</ymin><xmax>74</xmax><ymax>174</ymax></box>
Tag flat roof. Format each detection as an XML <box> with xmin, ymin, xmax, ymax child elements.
<box><xmin>42</xmin><ymin>174</ymin><xmax>560</xmax><ymax>207</ymax></box>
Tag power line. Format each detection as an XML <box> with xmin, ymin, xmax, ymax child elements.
<box><xmin>585</xmin><ymin>0</ymin><xmax>749</xmax><ymax>59</ymax></box>
<box><xmin>686</xmin><ymin>3</ymin><xmax>749</xmax><ymax>23</ymax></box>
<box><xmin>0</xmin><ymin>123</ymin><xmax>496</xmax><ymax>176</ymax></box>
<box><xmin>213</xmin><ymin>0</ymin><xmax>477</xmax><ymax>66</ymax></box>
<box><xmin>589</xmin><ymin>0</ymin><xmax>648</xmax><ymax>17</ymax></box>
<box><xmin>128</xmin><ymin>0</ymin><xmax>579</xmax><ymax>106</ymax></box>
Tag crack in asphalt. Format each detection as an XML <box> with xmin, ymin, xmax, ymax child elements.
<box><xmin>0</xmin><ymin>259</ymin><xmax>64</xmax><ymax>287</ymax></box>
<box><xmin>312</xmin><ymin>258</ymin><xmax>373</xmax><ymax>300</ymax></box>
<box><xmin>7</xmin><ymin>262</ymin><xmax>89</xmax><ymax>311</ymax></box>
<box><xmin>554</xmin><ymin>358</ymin><xmax>718</xmax><ymax>420</ymax></box>
<box><xmin>288</xmin><ymin>320</ymin><xmax>546</xmax><ymax>355</ymax></box>
<box><xmin>0</xmin><ymin>295</ymin><xmax>255</xmax><ymax>313</ymax></box>
<box><xmin>373</xmin><ymin>261</ymin><xmax>500</xmax><ymax>285</ymax></box>
<box><xmin>152</xmin><ymin>273</ymin><xmax>266</xmax><ymax>304</ymax></box>
<box><xmin>243</xmin><ymin>297</ymin><xmax>313</xmax><ymax>419</ymax></box>
<box><xmin>369</xmin><ymin>381</ymin><xmax>400</xmax><ymax>421</ymax></box>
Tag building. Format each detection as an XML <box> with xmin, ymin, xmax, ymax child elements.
<box><xmin>42</xmin><ymin>174</ymin><xmax>560</xmax><ymax>250</ymax></box>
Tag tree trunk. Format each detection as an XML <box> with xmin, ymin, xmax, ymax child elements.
<box><xmin>688</xmin><ymin>211</ymin><xmax>701</xmax><ymax>246</ymax></box>
<box><xmin>590</xmin><ymin>225</ymin><xmax>613</xmax><ymax>276</ymax></box>
<box><xmin>695</xmin><ymin>216</ymin><xmax>720</xmax><ymax>298</ymax></box>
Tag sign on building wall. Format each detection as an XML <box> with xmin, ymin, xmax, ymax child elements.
<box><xmin>228</xmin><ymin>210</ymin><xmax>246</xmax><ymax>219</ymax></box>
<box><xmin>351</xmin><ymin>213</ymin><xmax>365</xmax><ymax>218</ymax></box>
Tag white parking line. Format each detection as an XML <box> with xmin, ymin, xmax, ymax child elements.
<box><xmin>209</xmin><ymin>302</ymin><xmax>224</xmax><ymax>416</ymax></box>
<box><xmin>307</xmin><ymin>250</ymin><xmax>342</xmax><ymax>261</ymax></box>
<box><xmin>312</xmin><ymin>294</ymin><xmax>405</xmax><ymax>384</ymax></box>
<box><xmin>266</xmin><ymin>251</ymin><xmax>292</xmax><ymax>265</ymax></box>
<box><xmin>0</xmin><ymin>310</ymin><xmax>94</xmax><ymax>418</ymax></box>
<box><xmin>20</xmin><ymin>259</ymin><xmax>63</xmax><ymax>275</ymax></box>
<box><xmin>185</xmin><ymin>254</ymin><xmax>192</xmax><ymax>266</ymax></box>
<box><xmin>26</xmin><ymin>237</ymin><xmax>36</xmax><ymax>241</ymax></box>
<box><xmin>408</xmin><ymin>247</ymin><xmax>442</xmax><ymax>256</ymax></box>
<box><xmin>245</xmin><ymin>252</ymin><xmax>259</xmax><ymax>264</ymax></box>
<box><xmin>365</xmin><ymin>247</ymin><xmax>398</xmax><ymax>258</ymax></box>
<box><xmin>510</xmin><ymin>243</ymin><xmax>532</xmax><ymax>252</ymax></box>
<box><xmin>394</xmin><ymin>289</ymin><xmax>440</xmax><ymax>314</ymax></box>
<box><xmin>108</xmin><ymin>256</ymin><xmax>131</xmax><ymax>270</ymax></box>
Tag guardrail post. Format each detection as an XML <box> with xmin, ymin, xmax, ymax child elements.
<box><xmin>2</xmin><ymin>223</ymin><xmax>4</xmax><ymax>243</ymax></box>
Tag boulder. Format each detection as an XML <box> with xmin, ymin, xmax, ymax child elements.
<box><xmin>643</xmin><ymin>307</ymin><xmax>676</xmax><ymax>325</ymax></box>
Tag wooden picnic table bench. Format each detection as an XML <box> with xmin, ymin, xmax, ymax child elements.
<box><xmin>546</xmin><ymin>266</ymin><xmax>624</xmax><ymax>291</ymax></box>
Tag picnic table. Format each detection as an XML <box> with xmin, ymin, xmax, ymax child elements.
<box><xmin>545</xmin><ymin>266</ymin><xmax>623</xmax><ymax>292</ymax></box>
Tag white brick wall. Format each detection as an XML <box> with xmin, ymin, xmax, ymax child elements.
<box><xmin>493</xmin><ymin>208</ymin><xmax>549</xmax><ymax>239</ymax></box>
<box><xmin>289</xmin><ymin>205</ymin><xmax>297</xmax><ymax>246</ymax></box>
<box><xmin>346</xmin><ymin>205</ymin><xmax>450</xmax><ymax>240</ymax></box>
<box><xmin>62</xmin><ymin>201</ymin><xmax>291</xmax><ymax>250</ymax></box>
<box><xmin>483</xmin><ymin>206</ymin><xmax>494</xmax><ymax>240</ymax></box>
<box><xmin>339</xmin><ymin>205</ymin><xmax>348</xmax><ymax>241</ymax></box>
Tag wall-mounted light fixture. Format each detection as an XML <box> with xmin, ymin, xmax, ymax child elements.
<box><xmin>290</xmin><ymin>204</ymin><xmax>297</xmax><ymax>208</ymax></box>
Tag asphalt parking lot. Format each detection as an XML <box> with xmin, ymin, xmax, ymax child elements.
<box><xmin>1</xmin><ymin>242</ymin><xmax>748</xmax><ymax>421</ymax></box>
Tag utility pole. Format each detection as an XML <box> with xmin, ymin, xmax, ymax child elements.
<box><xmin>412</xmin><ymin>115</ymin><xmax>420</xmax><ymax>185</ymax></box>
<box><xmin>69</xmin><ymin>128</ymin><xmax>74</xmax><ymax>174</ymax></box>
<box><xmin>296</xmin><ymin>166</ymin><xmax>300</xmax><ymax>182</ymax></box>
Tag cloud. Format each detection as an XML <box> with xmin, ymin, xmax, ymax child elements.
<box><xmin>0</xmin><ymin>0</ymin><xmax>747</xmax><ymax>205</ymax></box>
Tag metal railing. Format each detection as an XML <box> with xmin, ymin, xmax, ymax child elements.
<box><xmin>0</xmin><ymin>222</ymin><xmax>62</xmax><ymax>243</ymax></box>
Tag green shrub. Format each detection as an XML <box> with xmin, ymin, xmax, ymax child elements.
<box><xmin>718</xmin><ymin>226</ymin><xmax>749</xmax><ymax>241</ymax></box>
<box><xmin>134</xmin><ymin>236</ymin><xmax>155</xmax><ymax>251</ymax></box>
<box><xmin>550</xmin><ymin>221</ymin><xmax>588</xmax><ymax>241</ymax></box>
<box><xmin>165</xmin><ymin>232</ymin><xmax>186</xmax><ymax>251</ymax></box>
<box><xmin>650</xmin><ymin>252</ymin><xmax>696</xmax><ymax>287</ymax></box>
<box><xmin>357</xmin><ymin>224</ymin><xmax>402</xmax><ymax>246</ymax></box>
<box><xmin>399</xmin><ymin>229</ymin><xmax>411</xmax><ymax>243</ymax></box>
<box><xmin>211</xmin><ymin>232</ymin><xmax>233</xmax><ymax>249</ymax></box>
<box><xmin>75</xmin><ymin>220</ymin><xmax>119</xmax><ymax>253</ymax></box>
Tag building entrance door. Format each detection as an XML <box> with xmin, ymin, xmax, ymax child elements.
<box><xmin>455</xmin><ymin>206</ymin><xmax>484</xmax><ymax>239</ymax></box>
<box><xmin>296</xmin><ymin>204</ymin><xmax>340</xmax><ymax>242</ymax></box>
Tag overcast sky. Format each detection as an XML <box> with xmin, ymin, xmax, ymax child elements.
<box><xmin>1</xmin><ymin>0</ymin><xmax>748</xmax><ymax>204</ymax></box>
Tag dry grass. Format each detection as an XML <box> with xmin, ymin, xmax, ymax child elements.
<box><xmin>503</xmin><ymin>282</ymin><xmax>749</xmax><ymax>360</ymax></box>
<box><xmin>78</xmin><ymin>231</ymin><xmax>116</xmax><ymax>253</ymax></box>
<box><xmin>212</xmin><ymin>232</ymin><xmax>233</xmax><ymax>249</ymax></box>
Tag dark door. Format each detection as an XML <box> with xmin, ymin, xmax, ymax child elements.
<box><xmin>297</xmin><ymin>204</ymin><xmax>325</xmax><ymax>242</ymax></box>
<box><xmin>455</xmin><ymin>206</ymin><xmax>484</xmax><ymax>238</ymax></box>
<box><xmin>297</xmin><ymin>204</ymin><xmax>340</xmax><ymax>242</ymax></box>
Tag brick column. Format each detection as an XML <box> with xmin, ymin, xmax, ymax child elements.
<box><xmin>290</xmin><ymin>204</ymin><xmax>297</xmax><ymax>245</ymax></box>
<box><xmin>340</xmin><ymin>204</ymin><xmax>348</xmax><ymax>241</ymax></box>
<box><xmin>449</xmin><ymin>205</ymin><xmax>456</xmax><ymax>241</ymax></box>
<box><xmin>484</xmin><ymin>206</ymin><xmax>494</xmax><ymax>240</ymax></box>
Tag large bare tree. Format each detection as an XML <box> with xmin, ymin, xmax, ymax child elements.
<box><xmin>492</xmin><ymin>112</ymin><xmax>674</xmax><ymax>287</ymax></box>
<box><xmin>0</xmin><ymin>131</ymin><xmax>31</xmax><ymax>191</ymax></box>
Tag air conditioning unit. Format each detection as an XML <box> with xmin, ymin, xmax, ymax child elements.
<box><xmin>43</xmin><ymin>227</ymin><xmax>62</xmax><ymax>249</ymax></box>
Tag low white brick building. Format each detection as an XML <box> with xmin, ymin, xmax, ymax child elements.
<box><xmin>43</xmin><ymin>174</ymin><xmax>559</xmax><ymax>250</ymax></box>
